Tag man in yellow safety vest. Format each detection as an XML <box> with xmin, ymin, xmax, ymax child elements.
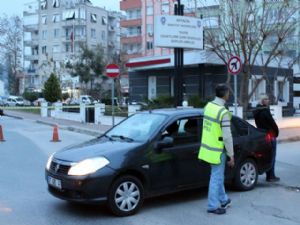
<box><xmin>198</xmin><ymin>84</ymin><xmax>235</xmax><ymax>215</ymax></box>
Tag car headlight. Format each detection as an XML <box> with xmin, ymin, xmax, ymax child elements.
<box><xmin>46</xmin><ymin>153</ymin><xmax>54</xmax><ymax>171</ymax></box>
<box><xmin>68</xmin><ymin>157</ymin><xmax>110</xmax><ymax>176</ymax></box>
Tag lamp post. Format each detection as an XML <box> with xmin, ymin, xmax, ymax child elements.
<box><xmin>174</xmin><ymin>0</ymin><xmax>185</xmax><ymax>107</ymax></box>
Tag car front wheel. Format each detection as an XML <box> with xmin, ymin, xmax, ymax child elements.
<box><xmin>108</xmin><ymin>175</ymin><xmax>144</xmax><ymax>216</ymax></box>
<box><xmin>234</xmin><ymin>158</ymin><xmax>258</xmax><ymax>191</ymax></box>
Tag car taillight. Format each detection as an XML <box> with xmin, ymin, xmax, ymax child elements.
<box><xmin>265</xmin><ymin>133</ymin><xmax>273</xmax><ymax>143</ymax></box>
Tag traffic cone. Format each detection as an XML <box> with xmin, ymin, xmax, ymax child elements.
<box><xmin>51</xmin><ymin>125</ymin><xmax>61</xmax><ymax>142</ymax></box>
<box><xmin>0</xmin><ymin>125</ymin><xmax>5</xmax><ymax>142</ymax></box>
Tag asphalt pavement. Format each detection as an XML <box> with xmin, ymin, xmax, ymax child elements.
<box><xmin>2</xmin><ymin>109</ymin><xmax>300</xmax><ymax>143</ymax></box>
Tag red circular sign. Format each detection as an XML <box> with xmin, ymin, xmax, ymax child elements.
<box><xmin>227</xmin><ymin>56</ymin><xmax>242</xmax><ymax>75</ymax></box>
<box><xmin>106</xmin><ymin>64</ymin><xmax>120</xmax><ymax>78</ymax></box>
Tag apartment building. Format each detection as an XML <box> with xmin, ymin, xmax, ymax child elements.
<box><xmin>23</xmin><ymin>0</ymin><xmax>121</xmax><ymax>92</ymax></box>
<box><xmin>120</xmin><ymin>0</ymin><xmax>176</xmax><ymax>61</ymax></box>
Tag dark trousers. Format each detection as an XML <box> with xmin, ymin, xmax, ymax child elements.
<box><xmin>266</xmin><ymin>138</ymin><xmax>277</xmax><ymax>179</ymax></box>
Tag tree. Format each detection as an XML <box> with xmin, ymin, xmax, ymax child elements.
<box><xmin>66</xmin><ymin>44</ymin><xmax>106</xmax><ymax>94</ymax></box>
<box><xmin>0</xmin><ymin>15</ymin><xmax>23</xmax><ymax>95</ymax></box>
<box><xmin>23</xmin><ymin>89</ymin><xmax>39</xmax><ymax>104</ymax></box>
<box><xmin>43</xmin><ymin>73</ymin><xmax>62</xmax><ymax>103</ymax></box>
<box><xmin>203</xmin><ymin>0</ymin><xmax>298</xmax><ymax>112</ymax></box>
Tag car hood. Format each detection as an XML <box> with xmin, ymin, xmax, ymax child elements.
<box><xmin>54</xmin><ymin>138</ymin><xmax>143</xmax><ymax>163</ymax></box>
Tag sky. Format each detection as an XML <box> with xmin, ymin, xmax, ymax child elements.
<box><xmin>1</xmin><ymin>0</ymin><xmax>120</xmax><ymax>17</ymax></box>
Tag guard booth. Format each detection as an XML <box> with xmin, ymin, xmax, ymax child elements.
<box><xmin>85</xmin><ymin>106</ymin><xmax>95</xmax><ymax>123</ymax></box>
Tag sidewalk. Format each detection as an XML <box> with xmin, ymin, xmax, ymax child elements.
<box><xmin>3</xmin><ymin>110</ymin><xmax>110</xmax><ymax>136</ymax></box>
<box><xmin>2</xmin><ymin>110</ymin><xmax>300</xmax><ymax>143</ymax></box>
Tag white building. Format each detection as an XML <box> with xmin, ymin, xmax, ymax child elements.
<box><xmin>23</xmin><ymin>0</ymin><xmax>122</xmax><ymax>93</ymax></box>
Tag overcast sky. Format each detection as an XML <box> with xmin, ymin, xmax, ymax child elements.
<box><xmin>1</xmin><ymin>0</ymin><xmax>120</xmax><ymax>17</ymax></box>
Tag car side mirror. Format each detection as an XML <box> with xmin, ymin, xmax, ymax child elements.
<box><xmin>155</xmin><ymin>136</ymin><xmax>174</xmax><ymax>152</ymax></box>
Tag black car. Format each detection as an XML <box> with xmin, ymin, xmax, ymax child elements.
<box><xmin>45</xmin><ymin>108</ymin><xmax>273</xmax><ymax>216</ymax></box>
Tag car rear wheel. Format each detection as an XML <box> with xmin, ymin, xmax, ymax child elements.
<box><xmin>108</xmin><ymin>175</ymin><xmax>144</xmax><ymax>216</ymax></box>
<box><xmin>234</xmin><ymin>158</ymin><xmax>258</xmax><ymax>191</ymax></box>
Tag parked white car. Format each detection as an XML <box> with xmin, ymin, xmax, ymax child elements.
<box><xmin>6</xmin><ymin>96</ymin><xmax>24</xmax><ymax>106</ymax></box>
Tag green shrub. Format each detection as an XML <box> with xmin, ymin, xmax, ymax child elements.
<box><xmin>143</xmin><ymin>95</ymin><xmax>175</xmax><ymax>110</ymax></box>
<box><xmin>188</xmin><ymin>95</ymin><xmax>209</xmax><ymax>108</ymax></box>
<box><xmin>23</xmin><ymin>90</ymin><xmax>39</xmax><ymax>103</ymax></box>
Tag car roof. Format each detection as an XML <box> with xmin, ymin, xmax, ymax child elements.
<box><xmin>139</xmin><ymin>107</ymin><xmax>204</xmax><ymax>117</ymax></box>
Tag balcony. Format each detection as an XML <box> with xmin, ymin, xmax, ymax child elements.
<box><xmin>61</xmin><ymin>19</ymin><xmax>87</xmax><ymax>27</ymax></box>
<box><xmin>120</xmin><ymin>0</ymin><xmax>141</xmax><ymax>11</ymax></box>
<box><xmin>24</xmin><ymin>39</ymin><xmax>39</xmax><ymax>46</ymax></box>
<box><xmin>24</xmin><ymin>55</ymin><xmax>39</xmax><ymax>61</ymax></box>
<box><xmin>120</xmin><ymin>19</ymin><xmax>142</xmax><ymax>27</ymax></box>
<box><xmin>121</xmin><ymin>36</ymin><xmax>142</xmax><ymax>44</ymax></box>
<box><xmin>23</xmin><ymin>24</ymin><xmax>38</xmax><ymax>32</ymax></box>
<box><xmin>62</xmin><ymin>35</ymin><xmax>87</xmax><ymax>42</ymax></box>
<box><xmin>26</xmin><ymin>68</ymin><xmax>37</xmax><ymax>75</ymax></box>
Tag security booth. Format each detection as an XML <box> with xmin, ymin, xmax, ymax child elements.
<box><xmin>126</xmin><ymin>50</ymin><xmax>294</xmax><ymax>117</ymax></box>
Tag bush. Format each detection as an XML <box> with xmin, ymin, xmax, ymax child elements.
<box><xmin>188</xmin><ymin>95</ymin><xmax>209</xmax><ymax>108</ymax></box>
<box><xmin>143</xmin><ymin>95</ymin><xmax>175</xmax><ymax>110</ymax></box>
<box><xmin>23</xmin><ymin>90</ymin><xmax>39</xmax><ymax>104</ymax></box>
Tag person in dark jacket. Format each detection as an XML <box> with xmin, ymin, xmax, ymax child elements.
<box><xmin>252</xmin><ymin>94</ymin><xmax>280</xmax><ymax>182</ymax></box>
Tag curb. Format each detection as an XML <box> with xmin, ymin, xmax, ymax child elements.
<box><xmin>36</xmin><ymin>120</ymin><xmax>102</xmax><ymax>137</ymax></box>
<box><xmin>278</xmin><ymin>136</ymin><xmax>300</xmax><ymax>144</ymax></box>
<box><xmin>3</xmin><ymin>114</ymin><xmax>23</xmax><ymax>120</ymax></box>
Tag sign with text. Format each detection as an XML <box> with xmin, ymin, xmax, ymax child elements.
<box><xmin>154</xmin><ymin>15</ymin><xmax>203</xmax><ymax>49</ymax></box>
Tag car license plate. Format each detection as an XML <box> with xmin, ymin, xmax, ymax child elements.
<box><xmin>48</xmin><ymin>176</ymin><xmax>62</xmax><ymax>190</ymax></box>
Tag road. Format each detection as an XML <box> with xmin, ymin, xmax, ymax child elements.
<box><xmin>0</xmin><ymin>116</ymin><xmax>299</xmax><ymax>225</ymax></box>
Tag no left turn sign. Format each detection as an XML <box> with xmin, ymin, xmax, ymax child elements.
<box><xmin>227</xmin><ymin>56</ymin><xmax>242</xmax><ymax>75</ymax></box>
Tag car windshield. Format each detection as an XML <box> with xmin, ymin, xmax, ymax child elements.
<box><xmin>16</xmin><ymin>98</ymin><xmax>23</xmax><ymax>101</ymax></box>
<box><xmin>106</xmin><ymin>113</ymin><xmax>166</xmax><ymax>142</ymax></box>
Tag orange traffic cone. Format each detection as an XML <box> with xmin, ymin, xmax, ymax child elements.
<box><xmin>51</xmin><ymin>125</ymin><xmax>61</xmax><ymax>142</ymax></box>
<box><xmin>0</xmin><ymin>125</ymin><xmax>5</xmax><ymax>142</ymax></box>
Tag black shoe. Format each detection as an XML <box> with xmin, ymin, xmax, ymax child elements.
<box><xmin>207</xmin><ymin>208</ymin><xmax>226</xmax><ymax>215</ymax></box>
<box><xmin>266</xmin><ymin>176</ymin><xmax>280</xmax><ymax>182</ymax></box>
<box><xmin>221</xmin><ymin>199</ymin><xmax>232</xmax><ymax>209</ymax></box>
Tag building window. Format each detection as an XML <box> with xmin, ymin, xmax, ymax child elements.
<box><xmin>75</xmin><ymin>27</ymin><xmax>86</xmax><ymax>37</ymax></box>
<box><xmin>102</xmin><ymin>16</ymin><xmax>107</xmax><ymax>25</ymax></box>
<box><xmin>147</xmin><ymin>6</ymin><xmax>153</xmax><ymax>16</ymax></box>
<box><xmin>274</xmin><ymin>77</ymin><xmax>289</xmax><ymax>103</ymax></box>
<box><xmin>65</xmin><ymin>43</ymin><xmax>71</xmax><ymax>52</ymax></box>
<box><xmin>41</xmin><ymin>0</ymin><xmax>47</xmax><ymax>10</ymax></box>
<box><xmin>147</xmin><ymin>41</ymin><xmax>153</xmax><ymax>50</ymax></box>
<box><xmin>126</xmin><ymin>9</ymin><xmax>141</xmax><ymax>20</ymax></box>
<box><xmin>91</xmin><ymin>29</ymin><xmax>96</xmax><ymax>38</ymax></box>
<box><xmin>91</xmin><ymin>13</ymin><xmax>97</xmax><ymax>23</ymax></box>
<box><xmin>101</xmin><ymin>31</ymin><xmax>106</xmax><ymax>40</ymax></box>
<box><xmin>52</xmin><ymin>14</ymin><xmax>60</xmax><ymax>23</ymax></box>
<box><xmin>42</xmin><ymin>30</ymin><xmax>47</xmax><ymax>39</ymax></box>
<box><xmin>52</xmin><ymin>45</ymin><xmax>60</xmax><ymax>53</ymax></box>
<box><xmin>52</xmin><ymin>0</ymin><xmax>59</xmax><ymax>8</ymax></box>
<box><xmin>161</xmin><ymin>2</ymin><xmax>169</xmax><ymax>14</ymax></box>
<box><xmin>63</xmin><ymin>10</ymin><xmax>76</xmax><ymax>20</ymax></box>
<box><xmin>146</xmin><ymin>24</ymin><xmax>153</xmax><ymax>36</ymax></box>
<box><xmin>249</xmin><ymin>75</ymin><xmax>266</xmax><ymax>105</ymax></box>
<box><xmin>54</xmin><ymin>28</ymin><xmax>60</xmax><ymax>38</ymax></box>
<box><xmin>42</xmin><ymin>46</ymin><xmax>47</xmax><ymax>54</ymax></box>
<box><xmin>41</xmin><ymin>15</ymin><xmax>47</xmax><ymax>24</ymax></box>
<box><xmin>79</xmin><ymin>8</ymin><xmax>86</xmax><ymax>19</ymax></box>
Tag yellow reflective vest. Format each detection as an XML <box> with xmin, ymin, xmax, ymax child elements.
<box><xmin>198</xmin><ymin>102</ymin><xmax>231</xmax><ymax>164</ymax></box>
